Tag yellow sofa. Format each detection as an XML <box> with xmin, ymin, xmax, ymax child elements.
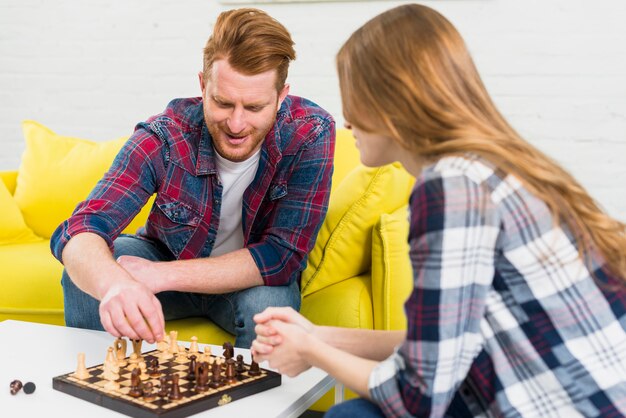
<box><xmin>0</xmin><ymin>121</ymin><xmax>414</xmax><ymax>408</ymax></box>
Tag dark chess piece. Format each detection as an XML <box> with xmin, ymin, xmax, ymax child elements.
<box><xmin>235</xmin><ymin>355</ymin><xmax>245</xmax><ymax>375</ymax></box>
<box><xmin>23</xmin><ymin>382</ymin><xmax>36</xmax><ymax>395</ymax></box>
<box><xmin>9</xmin><ymin>379</ymin><xmax>22</xmax><ymax>395</ymax></box>
<box><xmin>188</xmin><ymin>355</ymin><xmax>197</xmax><ymax>381</ymax></box>
<box><xmin>168</xmin><ymin>374</ymin><xmax>183</xmax><ymax>400</ymax></box>
<box><xmin>142</xmin><ymin>381</ymin><xmax>157</xmax><ymax>402</ymax></box>
<box><xmin>222</xmin><ymin>342</ymin><xmax>234</xmax><ymax>360</ymax></box>
<box><xmin>148</xmin><ymin>358</ymin><xmax>160</xmax><ymax>378</ymax></box>
<box><xmin>209</xmin><ymin>361</ymin><xmax>223</xmax><ymax>389</ymax></box>
<box><xmin>249</xmin><ymin>359</ymin><xmax>261</xmax><ymax>376</ymax></box>
<box><xmin>225</xmin><ymin>359</ymin><xmax>237</xmax><ymax>383</ymax></box>
<box><xmin>194</xmin><ymin>363</ymin><xmax>208</xmax><ymax>392</ymax></box>
<box><xmin>128</xmin><ymin>368</ymin><xmax>143</xmax><ymax>398</ymax></box>
<box><xmin>157</xmin><ymin>376</ymin><xmax>169</xmax><ymax>397</ymax></box>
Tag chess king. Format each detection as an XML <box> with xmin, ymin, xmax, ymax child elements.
<box><xmin>50</xmin><ymin>8</ymin><xmax>335</xmax><ymax>348</ymax></box>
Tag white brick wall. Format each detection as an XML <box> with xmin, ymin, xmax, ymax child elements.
<box><xmin>1</xmin><ymin>0</ymin><xmax>625</xmax><ymax>220</ymax></box>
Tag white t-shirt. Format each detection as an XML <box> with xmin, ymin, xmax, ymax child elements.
<box><xmin>210</xmin><ymin>149</ymin><xmax>261</xmax><ymax>257</ymax></box>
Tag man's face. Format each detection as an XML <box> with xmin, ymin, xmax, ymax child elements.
<box><xmin>200</xmin><ymin>59</ymin><xmax>289</xmax><ymax>162</ymax></box>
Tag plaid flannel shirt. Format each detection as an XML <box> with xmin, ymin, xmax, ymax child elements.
<box><xmin>51</xmin><ymin>96</ymin><xmax>335</xmax><ymax>286</ymax></box>
<box><xmin>369</xmin><ymin>155</ymin><xmax>626</xmax><ymax>417</ymax></box>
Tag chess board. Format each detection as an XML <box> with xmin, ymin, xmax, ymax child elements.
<box><xmin>52</xmin><ymin>347</ymin><xmax>281</xmax><ymax>418</ymax></box>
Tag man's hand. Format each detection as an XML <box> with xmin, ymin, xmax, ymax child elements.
<box><xmin>99</xmin><ymin>278</ymin><xmax>164</xmax><ymax>344</ymax></box>
<box><xmin>116</xmin><ymin>255</ymin><xmax>163</xmax><ymax>294</ymax></box>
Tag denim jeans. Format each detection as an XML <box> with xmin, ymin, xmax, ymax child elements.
<box><xmin>325</xmin><ymin>399</ymin><xmax>385</xmax><ymax>418</ymax></box>
<box><xmin>61</xmin><ymin>235</ymin><xmax>301</xmax><ymax>348</ymax></box>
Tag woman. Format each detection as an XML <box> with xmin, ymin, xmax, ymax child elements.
<box><xmin>252</xmin><ymin>4</ymin><xmax>626</xmax><ymax>417</ymax></box>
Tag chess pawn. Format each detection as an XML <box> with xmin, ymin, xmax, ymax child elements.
<box><xmin>142</xmin><ymin>381</ymin><xmax>157</xmax><ymax>402</ymax></box>
<box><xmin>235</xmin><ymin>354</ymin><xmax>245</xmax><ymax>375</ymax></box>
<box><xmin>209</xmin><ymin>360</ymin><xmax>222</xmax><ymax>389</ymax></box>
<box><xmin>249</xmin><ymin>359</ymin><xmax>261</xmax><ymax>376</ymax></box>
<box><xmin>189</xmin><ymin>336</ymin><xmax>199</xmax><ymax>354</ymax></box>
<box><xmin>138</xmin><ymin>361</ymin><xmax>150</xmax><ymax>381</ymax></box>
<box><xmin>127</xmin><ymin>352</ymin><xmax>141</xmax><ymax>369</ymax></box>
<box><xmin>104</xmin><ymin>377</ymin><xmax>120</xmax><ymax>391</ymax></box>
<box><xmin>114</xmin><ymin>338</ymin><xmax>128</xmax><ymax>367</ymax></box>
<box><xmin>128</xmin><ymin>368</ymin><xmax>143</xmax><ymax>398</ymax></box>
<box><xmin>148</xmin><ymin>358</ymin><xmax>161</xmax><ymax>378</ymax></box>
<box><xmin>72</xmin><ymin>352</ymin><xmax>90</xmax><ymax>380</ymax></box>
<box><xmin>157</xmin><ymin>376</ymin><xmax>169</xmax><ymax>397</ymax></box>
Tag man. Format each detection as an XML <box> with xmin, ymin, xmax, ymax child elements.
<box><xmin>50</xmin><ymin>8</ymin><xmax>335</xmax><ymax>348</ymax></box>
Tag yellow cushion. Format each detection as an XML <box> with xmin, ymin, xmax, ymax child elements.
<box><xmin>14</xmin><ymin>121</ymin><xmax>152</xmax><ymax>238</ymax></box>
<box><xmin>0</xmin><ymin>177</ymin><xmax>42</xmax><ymax>245</ymax></box>
<box><xmin>0</xmin><ymin>240</ymin><xmax>64</xmax><ymax>325</ymax></box>
<box><xmin>371</xmin><ymin>205</ymin><xmax>413</xmax><ymax>331</ymax></box>
<box><xmin>301</xmin><ymin>162</ymin><xmax>414</xmax><ymax>296</ymax></box>
<box><xmin>331</xmin><ymin>129</ymin><xmax>361</xmax><ymax>186</ymax></box>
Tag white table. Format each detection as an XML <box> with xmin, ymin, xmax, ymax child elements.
<box><xmin>0</xmin><ymin>320</ymin><xmax>338</xmax><ymax>417</ymax></box>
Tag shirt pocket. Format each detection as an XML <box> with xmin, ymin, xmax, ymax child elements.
<box><xmin>151</xmin><ymin>194</ymin><xmax>201</xmax><ymax>258</ymax></box>
<box><xmin>269</xmin><ymin>182</ymin><xmax>288</xmax><ymax>201</ymax></box>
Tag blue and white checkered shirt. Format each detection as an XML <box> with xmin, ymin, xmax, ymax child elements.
<box><xmin>369</xmin><ymin>155</ymin><xmax>626</xmax><ymax>417</ymax></box>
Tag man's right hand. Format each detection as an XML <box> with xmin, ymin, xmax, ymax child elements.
<box><xmin>98</xmin><ymin>278</ymin><xmax>165</xmax><ymax>344</ymax></box>
<box><xmin>61</xmin><ymin>232</ymin><xmax>165</xmax><ymax>344</ymax></box>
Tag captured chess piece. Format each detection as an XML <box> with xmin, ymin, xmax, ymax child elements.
<box><xmin>9</xmin><ymin>379</ymin><xmax>22</xmax><ymax>395</ymax></box>
<box><xmin>23</xmin><ymin>382</ymin><xmax>36</xmax><ymax>394</ymax></box>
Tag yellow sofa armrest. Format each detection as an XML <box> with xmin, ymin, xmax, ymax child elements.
<box><xmin>371</xmin><ymin>205</ymin><xmax>413</xmax><ymax>331</ymax></box>
<box><xmin>0</xmin><ymin>170</ymin><xmax>18</xmax><ymax>194</ymax></box>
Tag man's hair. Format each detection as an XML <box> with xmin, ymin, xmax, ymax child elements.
<box><xmin>203</xmin><ymin>8</ymin><xmax>296</xmax><ymax>90</ymax></box>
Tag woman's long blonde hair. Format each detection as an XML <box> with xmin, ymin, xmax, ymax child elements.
<box><xmin>337</xmin><ymin>4</ymin><xmax>626</xmax><ymax>282</ymax></box>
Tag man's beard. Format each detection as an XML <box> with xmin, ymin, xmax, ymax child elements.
<box><xmin>206</xmin><ymin>120</ymin><xmax>272</xmax><ymax>162</ymax></box>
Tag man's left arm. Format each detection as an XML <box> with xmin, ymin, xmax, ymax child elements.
<box><xmin>119</xmin><ymin>118</ymin><xmax>336</xmax><ymax>293</ymax></box>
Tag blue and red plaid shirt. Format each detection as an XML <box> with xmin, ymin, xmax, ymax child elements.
<box><xmin>369</xmin><ymin>155</ymin><xmax>626</xmax><ymax>417</ymax></box>
<box><xmin>51</xmin><ymin>96</ymin><xmax>335</xmax><ymax>286</ymax></box>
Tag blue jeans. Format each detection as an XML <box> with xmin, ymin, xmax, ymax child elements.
<box><xmin>325</xmin><ymin>399</ymin><xmax>384</xmax><ymax>418</ymax></box>
<box><xmin>61</xmin><ymin>235</ymin><xmax>301</xmax><ymax>348</ymax></box>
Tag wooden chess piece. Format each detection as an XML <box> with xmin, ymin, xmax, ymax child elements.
<box><xmin>72</xmin><ymin>352</ymin><xmax>90</xmax><ymax>380</ymax></box>
<box><xmin>148</xmin><ymin>358</ymin><xmax>160</xmax><ymax>378</ymax></box>
<box><xmin>138</xmin><ymin>361</ymin><xmax>150</xmax><ymax>381</ymax></box>
<box><xmin>131</xmin><ymin>339</ymin><xmax>143</xmax><ymax>361</ymax></box>
<box><xmin>142</xmin><ymin>381</ymin><xmax>157</xmax><ymax>402</ymax></box>
<box><xmin>189</xmin><ymin>336</ymin><xmax>199</xmax><ymax>354</ymax></box>
<box><xmin>249</xmin><ymin>359</ymin><xmax>261</xmax><ymax>376</ymax></box>
<box><xmin>235</xmin><ymin>354</ymin><xmax>245</xmax><ymax>375</ymax></box>
<box><xmin>209</xmin><ymin>360</ymin><xmax>222</xmax><ymax>389</ymax></box>
<box><xmin>128</xmin><ymin>368</ymin><xmax>143</xmax><ymax>398</ymax></box>
<box><xmin>114</xmin><ymin>338</ymin><xmax>127</xmax><ymax>367</ymax></box>
<box><xmin>168</xmin><ymin>374</ymin><xmax>183</xmax><ymax>400</ymax></box>
<box><xmin>168</xmin><ymin>330</ymin><xmax>179</xmax><ymax>355</ymax></box>
<box><xmin>225</xmin><ymin>358</ymin><xmax>237</xmax><ymax>383</ymax></box>
<box><xmin>194</xmin><ymin>362</ymin><xmax>209</xmax><ymax>392</ymax></box>
<box><xmin>188</xmin><ymin>355</ymin><xmax>197</xmax><ymax>381</ymax></box>
<box><xmin>222</xmin><ymin>341</ymin><xmax>234</xmax><ymax>360</ymax></box>
<box><xmin>157</xmin><ymin>376</ymin><xmax>169</xmax><ymax>397</ymax></box>
<box><xmin>157</xmin><ymin>333</ymin><xmax>170</xmax><ymax>352</ymax></box>
<box><xmin>127</xmin><ymin>352</ymin><xmax>141</xmax><ymax>370</ymax></box>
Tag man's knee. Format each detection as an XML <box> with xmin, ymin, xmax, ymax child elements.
<box><xmin>237</xmin><ymin>281</ymin><xmax>301</xmax><ymax>314</ymax></box>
